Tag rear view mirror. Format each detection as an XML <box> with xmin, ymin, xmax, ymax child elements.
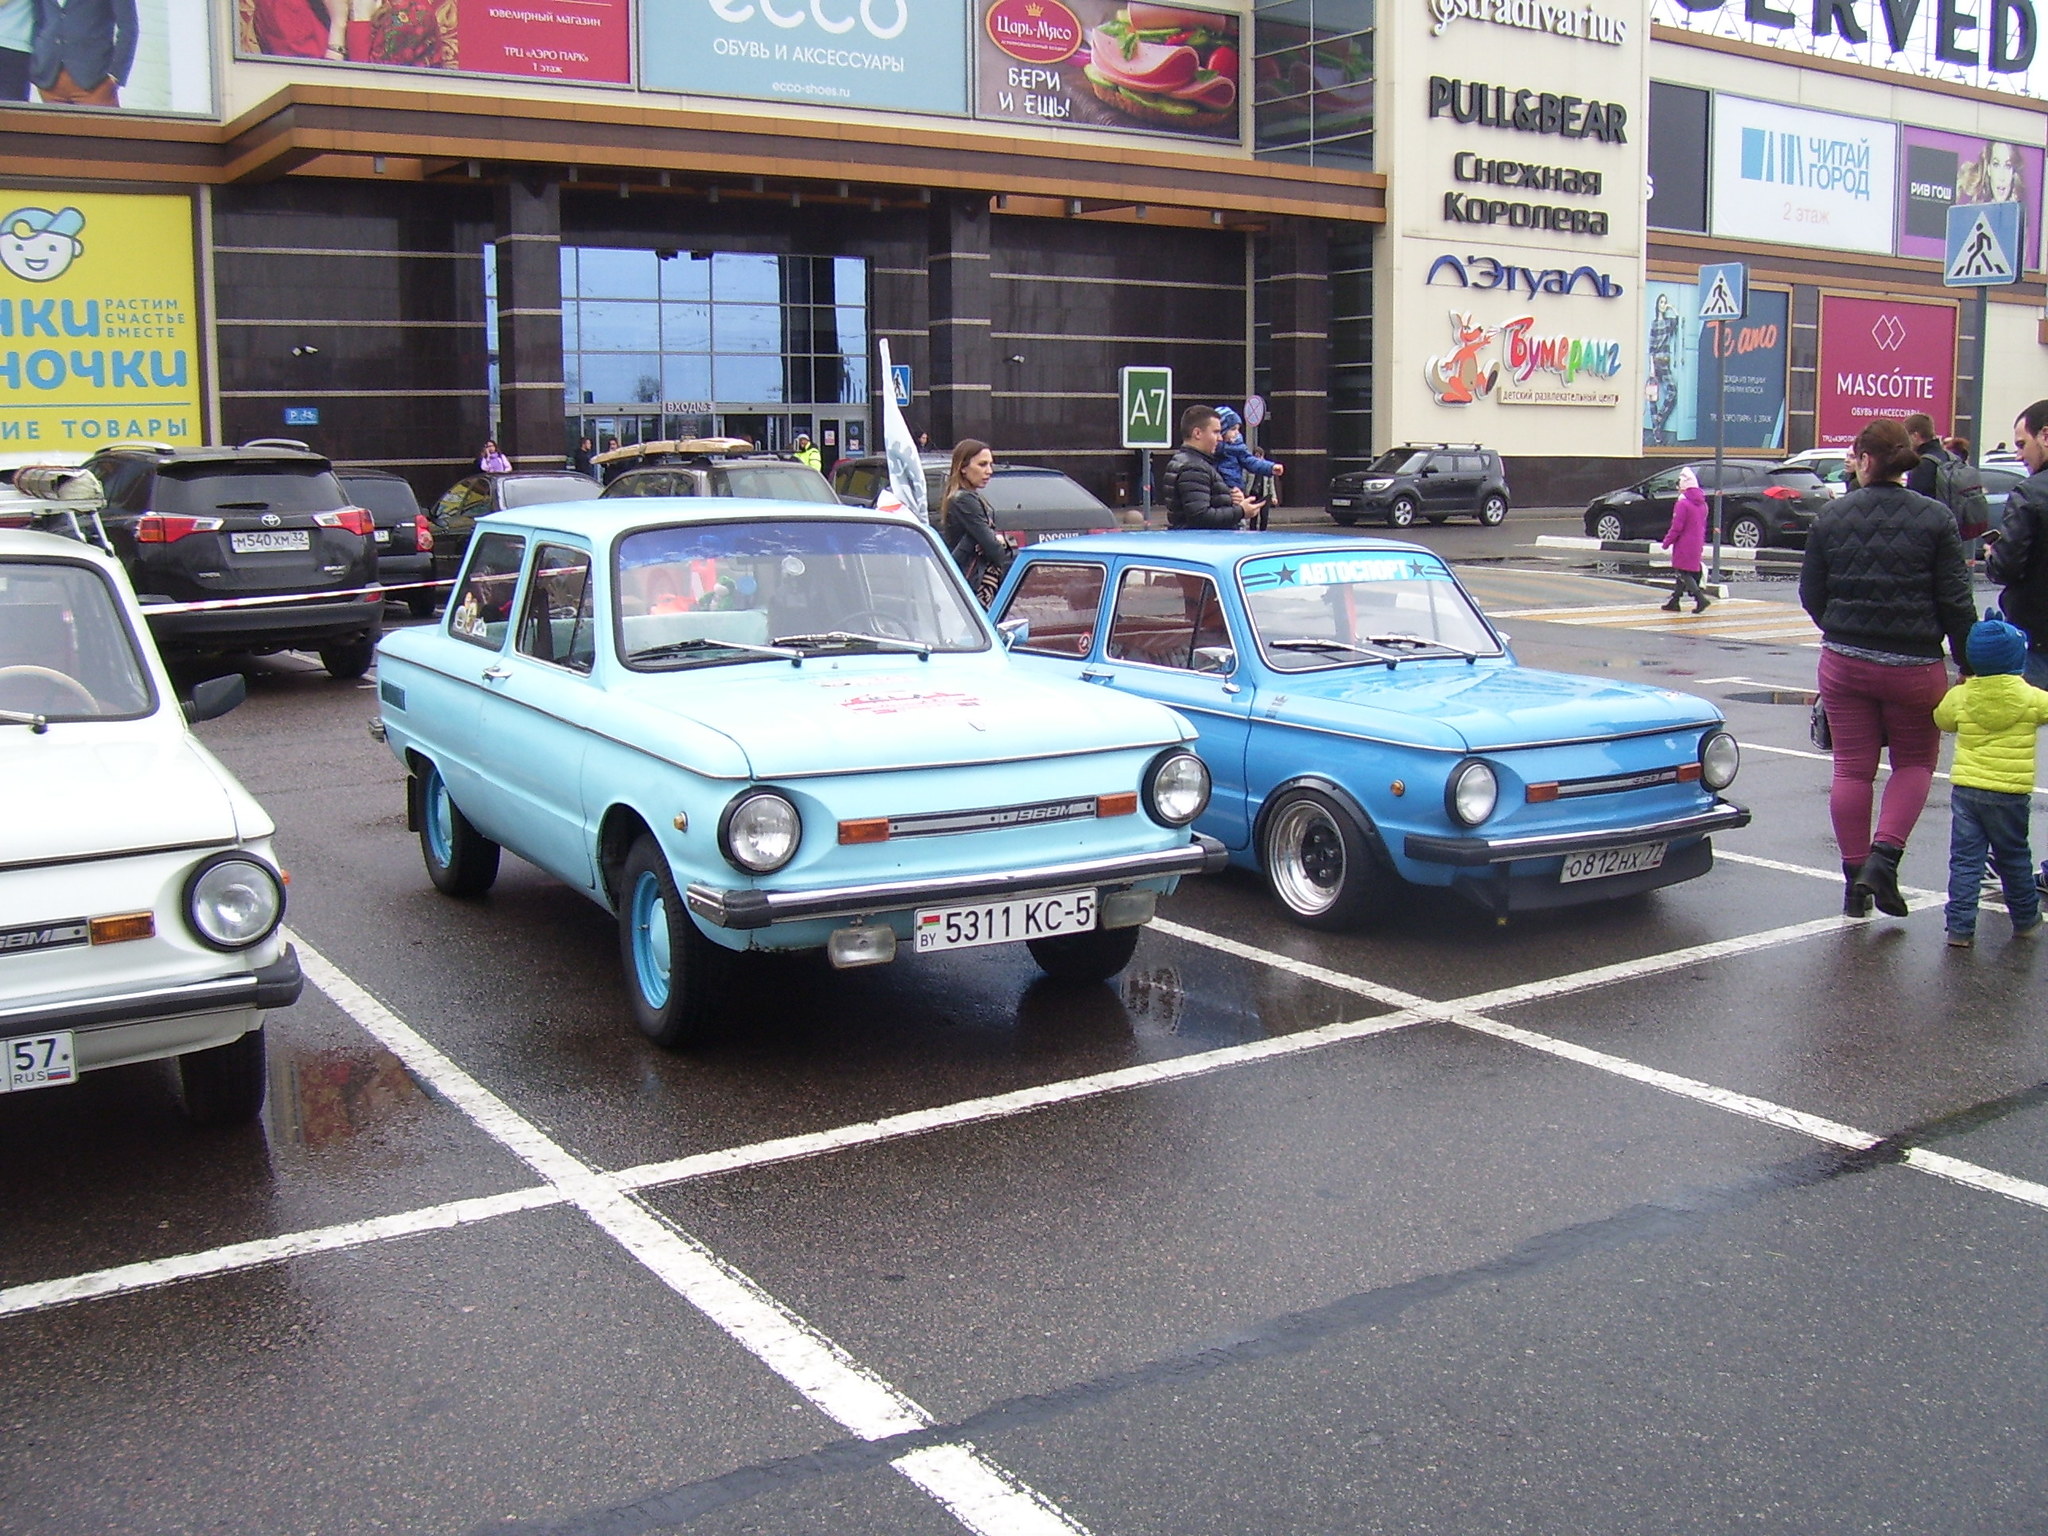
<box><xmin>182</xmin><ymin>673</ymin><xmax>246</xmax><ymax>724</ymax></box>
<box><xmin>997</xmin><ymin>617</ymin><xmax>1030</xmax><ymax>650</ymax></box>
<box><xmin>1194</xmin><ymin>645</ymin><xmax>1237</xmax><ymax>677</ymax></box>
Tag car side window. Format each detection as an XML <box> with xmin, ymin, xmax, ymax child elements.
<box><xmin>449</xmin><ymin>531</ymin><xmax>526</xmax><ymax>649</ymax></box>
<box><xmin>1000</xmin><ymin>561</ymin><xmax>1105</xmax><ymax>657</ymax></box>
<box><xmin>516</xmin><ymin>544</ymin><xmax>596</xmax><ymax>674</ymax></box>
<box><xmin>1457</xmin><ymin>455</ymin><xmax>1485</xmax><ymax>475</ymax></box>
<box><xmin>1107</xmin><ymin>567</ymin><xmax>1228</xmax><ymax>671</ymax></box>
<box><xmin>434</xmin><ymin>477</ymin><xmax>490</xmax><ymax>523</ymax></box>
<box><xmin>93</xmin><ymin>456</ymin><xmax>153</xmax><ymax>511</ymax></box>
<box><xmin>1643</xmin><ymin>469</ymin><xmax>1683</xmax><ymax>495</ymax></box>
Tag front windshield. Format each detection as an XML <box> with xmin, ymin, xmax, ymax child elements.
<box><xmin>501</xmin><ymin>475</ymin><xmax>600</xmax><ymax>509</ymax></box>
<box><xmin>1365</xmin><ymin>450</ymin><xmax>1428</xmax><ymax>476</ymax></box>
<box><xmin>1238</xmin><ymin>549</ymin><xmax>1501</xmax><ymax>671</ymax></box>
<box><xmin>615</xmin><ymin>518</ymin><xmax>987</xmax><ymax>669</ymax></box>
<box><xmin>0</xmin><ymin>559</ymin><xmax>155</xmax><ymax>720</ymax></box>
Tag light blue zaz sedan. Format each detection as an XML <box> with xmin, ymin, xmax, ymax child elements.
<box><xmin>372</xmin><ymin>501</ymin><xmax>1225</xmax><ymax>1045</ymax></box>
<box><xmin>991</xmin><ymin>532</ymin><xmax>1750</xmax><ymax>929</ymax></box>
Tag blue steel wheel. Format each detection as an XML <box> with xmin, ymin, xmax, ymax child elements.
<box><xmin>617</xmin><ymin>833</ymin><xmax>732</xmax><ymax>1049</ymax></box>
<box><xmin>1259</xmin><ymin>789</ymin><xmax>1391</xmax><ymax>932</ymax></box>
<box><xmin>418</xmin><ymin>761</ymin><xmax>499</xmax><ymax>897</ymax></box>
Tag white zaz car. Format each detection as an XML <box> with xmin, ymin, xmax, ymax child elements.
<box><xmin>0</xmin><ymin>529</ymin><xmax>300</xmax><ymax>1124</ymax></box>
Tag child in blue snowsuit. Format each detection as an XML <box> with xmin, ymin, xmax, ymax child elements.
<box><xmin>1215</xmin><ymin>407</ymin><xmax>1280</xmax><ymax>531</ymax></box>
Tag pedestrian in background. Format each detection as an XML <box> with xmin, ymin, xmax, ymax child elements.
<box><xmin>1214</xmin><ymin>407</ymin><xmax>1281</xmax><ymax>530</ymax></box>
<box><xmin>1799</xmin><ymin>418</ymin><xmax>1977</xmax><ymax>917</ymax></box>
<box><xmin>571</xmin><ymin>436</ymin><xmax>595</xmax><ymax>476</ymax></box>
<box><xmin>792</xmin><ymin>433</ymin><xmax>821</xmax><ymax>472</ymax></box>
<box><xmin>478</xmin><ymin>439</ymin><xmax>510</xmax><ymax>473</ymax></box>
<box><xmin>1986</xmin><ymin>398</ymin><xmax>2048</xmax><ymax>689</ymax></box>
<box><xmin>940</xmin><ymin>439</ymin><xmax>1010</xmax><ymax>605</ymax></box>
<box><xmin>1934</xmin><ymin>611</ymin><xmax>2048</xmax><ymax>947</ymax></box>
<box><xmin>1658</xmin><ymin>464</ymin><xmax>1711</xmax><ymax>614</ymax></box>
<box><xmin>1162</xmin><ymin>405</ymin><xmax>1252</xmax><ymax>530</ymax></box>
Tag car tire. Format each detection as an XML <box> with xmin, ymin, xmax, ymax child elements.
<box><xmin>1260</xmin><ymin>789</ymin><xmax>1392</xmax><ymax>931</ymax></box>
<box><xmin>418</xmin><ymin>761</ymin><xmax>500</xmax><ymax>897</ymax></box>
<box><xmin>1589</xmin><ymin>511</ymin><xmax>1626</xmax><ymax>541</ymax></box>
<box><xmin>1726</xmin><ymin>513</ymin><xmax>1766</xmax><ymax>549</ymax></box>
<box><xmin>618</xmin><ymin>833</ymin><xmax>733</xmax><ymax>1049</ymax></box>
<box><xmin>1026</xmin><ymin>922</ymin><xmax>1142</xmax><ymax>983</ymax></box>
<box><xmin>1330</xmin><ymin>513</ymin><xmax>1359</xmax><ymax>527</ymax></box>
<box><xmin>319</xmin><ymin>634</ymin><xmax>376</xmax><ymax>680</ymax></box>
<box><xmin>405</xmin><ymin>589</ymin><xmax>438</xmax><ymax>621</ymax></box>
<box><xmin>1386</xmin><ymin>496</ymin><xmax>1419</xmax><ymax>529</ymax></box>
<box><xmin>179</xmin><ymin>1026</ymin><xmax>267</xmax><ymax>1126</ymax></box>
<box><xmin>1477</xmin><ymin>494</ymin><xmax>1508</xmax><ymax>527</ymax></box>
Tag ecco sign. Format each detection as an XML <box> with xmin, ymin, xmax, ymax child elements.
<box><xmin>709</xmin><ymin>0</ymin><xmax>909</xmax><ymax>37</ymax></box>
<box><xmin>1430</xmin><ymin>0</ymin><xmax>1627</xmax><ymax>44</ymax></box>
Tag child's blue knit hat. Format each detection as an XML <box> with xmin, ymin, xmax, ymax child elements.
<box><xmin>1968</xmin><ymin>609</ymin><xmax>2028</xmax><ymax>675</ymax></box>
<box><xmin>1215</xmin><ymin>406</ymin><xmax>1242</xmax><ymax>431</ymax></box>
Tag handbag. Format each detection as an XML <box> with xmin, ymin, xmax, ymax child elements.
<box><xmin>1809</xmin><ymin>697</ymin><xmax>1832</xmax><ymax>751</ymax></box>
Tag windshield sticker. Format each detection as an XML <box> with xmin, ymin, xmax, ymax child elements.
<box><xmin>832</xmin><ymin>688</ymin><xmax>985</xmax><ymax>715</ymax></box>
<box><xmin>1241</xmin><ymin>553</ymin><xmax>1449</xmax><ymax>590</ymax></box>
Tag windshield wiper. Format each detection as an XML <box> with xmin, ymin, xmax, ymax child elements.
<box><xmin>630</xmin><ymin>637</ymin><xmax>804</xmax><ymax>666</ymax></box>
<box><xmin>1363</xmin><ymin>632</ymin><xmax>1481</xmax><ymax>662</ymax></box>
<box><xmin>1269</xmin><ymin>637</ymin><xmax>1401</xmax><ymax>666</ymax></box>
<box><xmin>769</xmin><ymin>631</ymin><xmax>933</xmax><ymax>659</ymax></box>
<box><xmin>0</xmin><ymin>707</ymin><xmax>50</xmax><ymax>733</ymax></box>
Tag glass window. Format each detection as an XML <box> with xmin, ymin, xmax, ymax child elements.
<box><xmin>156</xmin><ymin>466</ymin><xmax>348</xmax><ymax>516</ymax></box>
<box><xmin>661</xmin><ymin>302</ymin><xmax>711</xmax><ymax>352</ymax></box>
<box><xmin>716</xmin><ymin>304</ymin><xmax>783</xmax><ymax>354</ymax></box>
<box><xmin>1107</xmin><ymin>568</ymin><xmax>1228</xmax><ymax>671</ymax></box>
<box><xmin>579</xmin><ymin>301</ymin><xmax>658</xmax><ymax>352</ymax></box>
<box><xmin>1238</xmin><ymin>549</ymin><xmax>1499</xmax><ymax>670</ymax></box>
<box><xmin>833</xmin><ymin>257</ymin><xmax>865</xmax><ymax>303</ymax></box>
<box><xmin>1000</xmin><ymin>562</ymin><xmax>1106</xmax><ymax>658</ymax></box>
<box><xmin>835</xmin><ymin>306</ymin><xmax>867</xmax><ymax>353</ymax></box>
<box><xmin>662</xmin><ymin>354</ymin><xmax>712</xmax><ymax>400</ymax></box>
<box><xmin>579</xmin><ymin>354</ymin><xmax>662</xmax><ymax>404</ymax></box>
<box><xmin>715</xmin><ymin>354</ymin><xmax>784</xmax><ymax>402</ymax></box>
<box><xmin>518</xmin><ymin>544</ymin><xmax>596</xmax><ymax>673</ymax></box>
<box><xmin>555</xmin><ymin>248</ymin><xmax>573</xmax><ymax>294</ymax></box>
<box><xmin>660</xmin><ymin>253</ymin><xmax>712</xmax><ymax>301</ymax></box>
<box><xmin>708</xmin><ymin>465</ymin><xmax>840</xmax><ymax>503</ymax></box>
<box><xmin>0</xmin><ymin>558</ymin><xmax>155</xmax><ymax>720</ymax></box>
<box><xmin>500</xmin><ymin>474</ymin><xmax>602</xmax><ymax>509</ymax></box>
<box><xmin>577</xmin><ymin>248</ymin><xmax>658</xmax><ymax>300</ymax></box>
<box><xmin>711</xmin><ymin>253</ymin><xmax>780</xmax><ymax>303</ymax></box>
<box><xmin>1457</xmin><ymin>455</ymin><xmax>1485</xmax><ymax>475</ymax></box>
<box><xmin>1642</xmin><ymin>468</ymin><xmax>1683</xmax><ymax>495</ymax></box>
<box><xmin>450</xmin><ymin>532</ymin><xmax>526</xmax><ymax>649</ymax></box>
<box><xmin>604</xmin><ymin>470</ymin><xmax>693</xmax><ymax>498</ymax></box>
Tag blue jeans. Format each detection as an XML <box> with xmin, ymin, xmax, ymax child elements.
<box><xmin>1946</xmin><ymin>785</ymin><xmax>2041</xmax><ymax>936</ymax></box>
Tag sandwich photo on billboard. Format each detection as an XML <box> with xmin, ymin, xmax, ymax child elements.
<box><xmin>975</xmin><ymin>0</ymin><xmax>1241</xmax><ymax>141</ymax></box>
<box><xmin>1082</xmin><ymin>3</ymin><xmax>1237</xmax><ymax>128</ymax></box>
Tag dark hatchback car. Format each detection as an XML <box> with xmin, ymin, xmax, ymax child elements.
<box><xmin>339</xmin><ymin>469</ymin><xmax>437</xmax><ymax>619</ymax></box>
<box><xmin>1584</xmin><ymin>460</ymin><xmax>1832</xmax><ymax>549</ymax></box>
<box><xmin>830</xmin><ymin>453</ymin><xmax>1121</xmax><ymax>545</ymax></box>
<box><xmin>1326</xmin><ymin>445</ymin><xmax>1511</xmax><ymax>529</ymax></box>
<box><xmin>79</xmin><ymin>441</ymin><xmax>382</xmax><ymax>678</ymax></box>
<box><xmin>426</xmin><ymin>470</ymin><xmax>602</xmax><ymax>586</ymax></box>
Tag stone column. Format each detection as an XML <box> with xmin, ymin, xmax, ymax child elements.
<box><xmin>926</xmin><ymin>194</ymin><xmax>994</xmax><ymax>448</ymax></box>
<box><xmin>1262</xmin><ymin>219</ymin><xmax>1331</xmax><ymax>504</ymax></box>
<box><xmin>494</xmin><ymin>177</ymin><xmax>565</xmax><ymax>469</ymax></box>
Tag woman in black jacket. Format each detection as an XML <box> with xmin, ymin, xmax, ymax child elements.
<box><xmin>941</xmin><ymin>439</ymin><xmax>1010</xmax><ymax>605</ymax></box>
<box><xmin>1799</xmin><ymin>417</ymin><xmax>1976</xmax><ymax>917</ymax></box>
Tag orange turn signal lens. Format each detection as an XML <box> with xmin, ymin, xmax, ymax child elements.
<box><xmin>837</xmin><ymin>818</ymin><xmax>891</xmax><ymax>845</ymax></box>
<box><xmin>1096</xmin><ymin>792</ymin><xmax>1139</xmax><ymax>818</ymax></box>
<box><xmin>1525</xmin><ymin>783</ymin><xmax>1560</xmax><ymax>803</ymax></box>
<box><xmin>89</xmin><ymin>912</ymin><xmax>156</xmax><ymax>945</ymax></box>
<box><xmin>1676</xmin><ymin>762</ymin><xmax>1703</xmax><ymax>782</ymax></box>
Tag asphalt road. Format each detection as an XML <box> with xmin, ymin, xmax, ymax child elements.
<box><xmin>5</xmin><ymin>546</ymin><xmax>2046</xmax><ymax>1536</ymax></box>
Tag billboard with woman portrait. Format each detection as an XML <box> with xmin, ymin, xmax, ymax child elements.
<box><xmin>1643</xmin><ymin>280</ymin><xmax>1789</xmax><ymax>452</ymax></box>
<box><xmin>1896</xmin><ymin>126</ymin><xmax>2042</xmax><ymax>270</ymax></box>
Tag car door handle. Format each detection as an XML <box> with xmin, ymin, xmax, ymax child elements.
<box><xmin>1079</xmin><ymin>668</ymin><xmax>1115</xmax><ymax>684</ymax></box>
<box><xmin>481</xmin><ymin>664</ymin><xmax>511</xmax><ymax>682</ymax></box>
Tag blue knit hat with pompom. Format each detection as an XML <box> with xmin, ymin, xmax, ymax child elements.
<box><xmin>1968</xmin><ymin>609</ymin><xmax>2028</xmax><ymax>676</ymax></box>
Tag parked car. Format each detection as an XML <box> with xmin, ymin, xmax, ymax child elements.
<box><xmin>1975</xmin><ymin>462</ymin><xmax>2027</xmax><ymax>532</ymax></box>
<box><xmin>67</xmin><ymin>440</ymin><xmax>384</xmax><ymax>678</ymax></box>
<box><xmin>0</xmin><ymin>528</ymin><xmax>300</xmax><ymax>1124</ymax></box>
<box><xmin>340</xmin><ymin>470</ymin><xmax>438</xmax><ymax>619</ymax></box>
<box><xmin>830</xmin><ymin>453</ymin><xmax>1121</xmax><ymax>545</ymax></box>
<box><xmin>992</xmin><ymin>532</ymin><xmax>1749</xmax><ymax>928</ymax></box>
<box><xmin>1777</xmin><ymin>447</ymin><xmax>1850</xmax><ymax>497</ymax></box>
<box><xmin>1584</xmin><ymin>460</ymin><xmax>1830</xmax><ymax>548</ymax></box>
<box><xmin>0</xmin><ymin>450</ymin><xmax>90</xmax><ymax>529</ymax></box>
<box><xmin>597</xmin><ymin>440</ymin><xmax>840</xmax><ymax>506</ymax></box>
<box><xmin>371</xmin><ymin>500</ymin><xmax>1227</xmax><ymax>1046</ymax></box>
<box><xmin>1326</xmin><ymin>445</ymin><xmax>1510</xmax><ymax>528</ymax></box>
<box><xmin>426</xmin><ymin>469</ymin><xmax>602</xmax><ymax>589</ymax></box>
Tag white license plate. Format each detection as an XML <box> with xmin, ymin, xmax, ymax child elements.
<box><xmin>1330</xmin><ymin>499</ymin><xmax>1354</xmax><ymax>507</ymax></box>
<box><xmin>1560</xmin><ymin>842</ymin><xmax>1667</xmax><ymax>883</ymax></box>
<box><xmin>375</xmin><ymin>528</ymin><xmax>393</xmax><ymax>544</ymax></box>
<box><xmin>5</xmin><ymin>1031</ymin><xmax>75</xmax><ymax>1092</ymax></box>
<box><xmin>915</xmin><ymin>888</ymin><xmax>1096</xmax><ymax>953</ymax></box>
<box><xmin>230</xmin><ymin>529</ymin><xmax>310</xmax><ymax>553</ymax></box>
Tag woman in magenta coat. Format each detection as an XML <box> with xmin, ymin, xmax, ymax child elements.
<box><xmin>1660</xmin><ymin>465</ymin><xmax>1713</xmax><ymax>614</ymax></box>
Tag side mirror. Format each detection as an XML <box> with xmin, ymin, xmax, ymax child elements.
<box><xmin>1193</xmin><ymin>645</ymin><xmax>1237</xmax><ymax>677</ymax></box>
<box><xmin>997</xmin><ymin>616</ymin><xmax>1030</xmax><ymax>650</ymax></box>
<box><xmin>182</xmin><ymin>672</ymin><xmax>246</xmax><ymax>724</ymax></box>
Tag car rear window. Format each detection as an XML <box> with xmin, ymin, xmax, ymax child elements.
<box><xmin>341</xmin><ymin>477</ymin><xmax>421</xmax><ymax>520</ymax></box>
<box><xmin>155</xmin><ymin>465</ymin><xmax>347</xmax><ymax>515</ymax></box>
<box><xmin>707</xmin><ymin>466</ymin><xmax>840</xmax><ymax>503</ymax></box>
<box><xmin>602</xmin><ymin>471</ymin><xmax>693</xmax><ymax>498</ymax></box>
<box><xmin>500</xmin><ymin>475</ymin><xmax>600</xmax><ymax>509</ymax></box>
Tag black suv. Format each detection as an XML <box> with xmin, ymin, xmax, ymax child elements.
<box><xmin>1327</xmin><ymin>445</ymin><xmax>1511</xmax><ymax>529</ymax></box>
<box><xmin>339</xmin><ymin>469</ymin><xmax>437</xmax><ymax>619</ymax></box>
<box><xmin>79</xmin><ymin>440</ymin><xmax>382</xmax><ymax>678</ymax></box>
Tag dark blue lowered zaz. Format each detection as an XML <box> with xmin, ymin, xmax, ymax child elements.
<box><xmin>991</xmin><ymin>532</ymin><xmax>1750</xmax><ymax>928</ymax></box>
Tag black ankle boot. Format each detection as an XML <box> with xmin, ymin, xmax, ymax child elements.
<box><xmin>1842</xmin><ymin>860</ymin><xmax>1872</xmax><ymax>918</ymax></box>
<box><xmin>1854</xmin><ymin>842</ymin><xmax>1909</xmax><ymax>917</ymax></box>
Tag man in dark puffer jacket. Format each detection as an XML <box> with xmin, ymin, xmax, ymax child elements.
<box><xmin>1987</xmin><ymin>397</ymin><xmax>2048</xmax><ymax>690</ymax></box>
<box><xmin>1162</xmin><ymin>405</ymin><xmax>1245</xmax><ymax>530</ymax></box>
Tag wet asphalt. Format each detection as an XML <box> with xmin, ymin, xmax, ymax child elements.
<box><xmin>4</xmin><ymin>513</ymin><xmax>2046</xmax><ymax>1535</ymax></box>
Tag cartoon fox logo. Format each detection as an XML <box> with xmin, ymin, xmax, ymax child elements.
<box><xmin>1424</xmin><ymin>311</ymin><xmax>1499</xmax><ymax>405</ymax></box>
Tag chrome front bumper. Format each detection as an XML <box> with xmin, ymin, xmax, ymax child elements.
<box><xmin>686</xmin><ymin>836</ymin><xmax>1229</xmax><ymax>931</ymax></box>
<box><xmin>1403</xmin><ymin>803</ymin><xmax>1751</xmax><ymax>867</ymax></box>
<box><xmin>0</xmin><ymin>947</ymin><xmax>303</xmax><ymax>1035</ymax></box>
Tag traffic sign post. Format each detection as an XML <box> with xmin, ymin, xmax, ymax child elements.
<box><xmin>1120</xmin><ymin>366</ymin><xmax>1173</xmax><ymax>523</ymax></box>
<box><xmin>889</xmin><ymin>364</ymin><xmax>912</xmax><ymax>409</ymax></box>
<box><xmin>1698</xmin><ymin>263</ymin><xmax>1746</xmax><ymax>586</ymax></box>
<box><xmin>1945</xmin><ymin>201</ymin><xmax>2023</xmax><ymax>466</ymax></box>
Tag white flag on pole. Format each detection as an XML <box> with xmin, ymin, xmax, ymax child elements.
<box><xmin>874</xmin><ymin>337</ymin><xmax>928</xmax><ymax>524</ymax></box>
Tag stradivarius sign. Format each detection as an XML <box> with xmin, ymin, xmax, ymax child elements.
<box><xmin>1430</xmin><ymin>0</ymin><xmax>1627</xmax><ymax>45</ymax></box>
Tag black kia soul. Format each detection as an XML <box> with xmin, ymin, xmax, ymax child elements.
<box><xmin>82</xmin><ymin>442</ymin><xmax>382</xmax><ymax>678</ymax></box>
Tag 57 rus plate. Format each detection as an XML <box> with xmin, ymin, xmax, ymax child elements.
<box><xmin>4</xmin><ymin>1031</ymin><xmax>76</xmax><ymax>1092</ymax></box>
<box><xmin>1560</xmin><ymin>842</ymin><xmax>1667</xmax><ymax>884</ymax></box>
<box><xmin>915</xmin><ymin>888</ymin><xmax>1097</xmax><ymax>953</ymax></box>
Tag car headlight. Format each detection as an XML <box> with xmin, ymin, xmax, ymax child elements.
<box><xmin>1446</xmin><ymin>759</ymin><xmax>1498</xmax><ymax>827</ymax></box>
<box><xmin>721</xmin><ymin>789</ymin><xmax>802</xmax><ymax>874</ymax></box>
<box><xmin>1700</xmin><ymin>730</ymin><xmax>1740</xmax><ymax>791</ymax></box>
<box><xmin>1143</xmin><ymin>750</ymin><xmax>1211</xmax><ymax>827</ymax></box>
<box><xmin>183</xmin><ymin>854</ymin><xmax>285</xmax><ymax>951</ymax></box>
<box><xmin>1363</xmin><ymin>478</ymin><xmax>1394</xmax><ymax>491</ymax></box>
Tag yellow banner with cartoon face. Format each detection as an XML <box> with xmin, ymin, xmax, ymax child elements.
<box><xmin>0</xmin><ymin>192</ymin><xmax>200</xmax><ymax>453</ymax></box>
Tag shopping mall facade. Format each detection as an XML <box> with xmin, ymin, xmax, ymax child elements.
<box><xmin>2</xmin><ymin>0</ymin><xmax>2045</xmax><ymax>506</ymax></box>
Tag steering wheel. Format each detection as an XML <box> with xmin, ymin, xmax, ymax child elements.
<box><xmin>838</xmin><ymin>609</ymin><xmax>916</xmax><ymax>641</ymax></box>
<box><xmin>0</xmin><ymin>665</ymin><xmax>98</xmax><ymax>713</ymax></box>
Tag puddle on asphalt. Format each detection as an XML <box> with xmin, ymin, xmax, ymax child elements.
<box><xmin>270</xmin><ymin>1045</ymin><xmax>425</xmax><ymax>1147</ymax></box>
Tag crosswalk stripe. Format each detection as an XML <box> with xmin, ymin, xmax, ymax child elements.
<box><xmin>1489</xmin><ymin>596</ymin><xmax>1818</xmax><ymax>645</ymax></box>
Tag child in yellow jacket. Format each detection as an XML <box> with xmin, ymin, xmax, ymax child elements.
<box><xmin>1935</xmin><ymin>611</ymin><xmax>2048</xmax><ymax>945</ymax></box>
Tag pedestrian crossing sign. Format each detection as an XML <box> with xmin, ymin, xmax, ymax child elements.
<box><xmin>1698</xmin><ymin>263</ymin><xmax>1745</xmax><ymax>321</ymax></box>
<box><xmin>1945</xmin><ymin>200</ymin><xmax>2022</xmax><ymax>287</ymax></box>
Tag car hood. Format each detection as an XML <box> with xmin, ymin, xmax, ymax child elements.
<box><xmin>1268</xmin><ymin>660</ymin><xmax>1721</xmax><ymax>753</ymax></box>
<box><xmin>614</xmin><ymin>659</ymin><xmax>1194</xmax><ymax>776</ymax></box>
<box><xmin>5</xmin><ymin>726</ymin><xmax>257</xmax><ymax>865</ymax></box>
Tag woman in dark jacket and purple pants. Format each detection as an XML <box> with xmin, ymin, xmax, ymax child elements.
<box><xmin>1800</xmin><ymin>418</ymin><xmax>1977</xmax><ymax>917</ymax></box>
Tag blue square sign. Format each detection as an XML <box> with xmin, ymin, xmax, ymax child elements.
<box><xmin>1945</xmin><ymin>200</ymin><xmax>2023</xmax><ymax>286</ymax></box>
<box><xmin>283</xmin><ymin>406</ymin><xmax>320</xmax><ymax>427</ymax></box>
<box><xmin>1698</xmin><ymin>263</ymin><xmax>1746</xmax><ymax>321</ymax></box>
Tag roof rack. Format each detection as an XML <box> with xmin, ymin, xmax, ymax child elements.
<box><xmin>592</xmin><ymin>436</ymin><xmax>759</xmax><ymax>466</ymax></box>
<box><xmin>239</xmin><ymin>437</ymin><xmax>314</xmax><ymax>451</ymax></box>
